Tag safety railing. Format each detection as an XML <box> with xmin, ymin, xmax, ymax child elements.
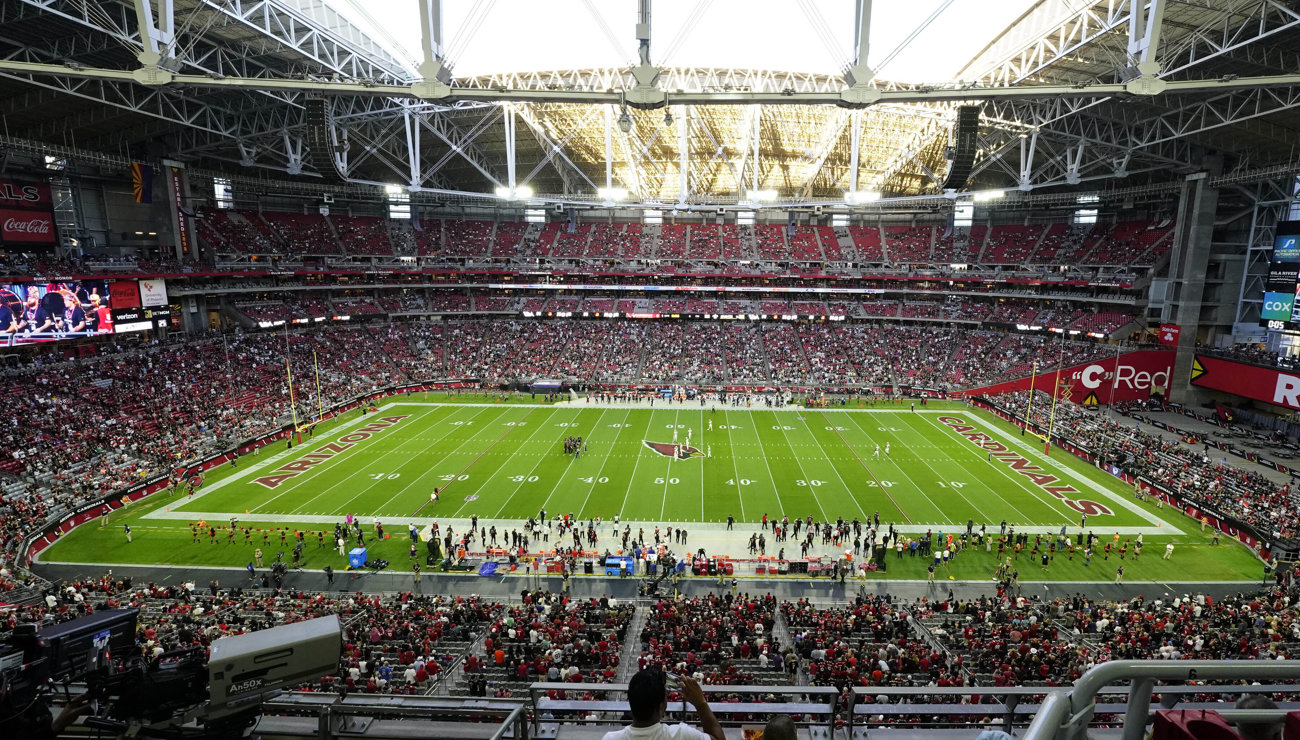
<box><xmin>525</xmin><ymin>682</ymin><xmax>839</xmax><ymax>738</ymax></box>
<box><xmin>1022</xmin><ymin>660</ymin><xmax>1300</xmax><ymax>740</ymax></box>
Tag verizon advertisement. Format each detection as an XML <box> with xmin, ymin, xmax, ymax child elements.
<box><xmin>0</xmin><ymin>179</ymin><xmax>56</xmax><ymax>247</ymax></box>
<box><xmin>1189</xmin><ymin>353</ymin><xmax>1300</xmax><ymax>411</ymax></box>
<box><xmin>955</xmin><ymin>349</ymin><xmax>1176</xmax><ymax>404</ymax></box>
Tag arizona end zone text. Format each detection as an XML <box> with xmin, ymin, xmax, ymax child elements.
<box><xmin>254</xmin><ymin>415</ymin><xmax>410</xmax><ymax>489</ymax></box>
<box><xmin>937</xmin><ymin>416</ymin><xmax>1114</xmax><ymax>517</ymax></box>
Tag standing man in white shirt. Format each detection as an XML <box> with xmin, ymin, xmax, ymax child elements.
<box><xmin>601</xmin><ymin>667</ymin><xmax>724</xmax><ymax>740</ymax></box>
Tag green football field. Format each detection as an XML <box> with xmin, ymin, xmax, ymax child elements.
<box><xmin>40</xmin><ymin>395</ymin><xmax>1265</xmax><ymax>581</ymax></box>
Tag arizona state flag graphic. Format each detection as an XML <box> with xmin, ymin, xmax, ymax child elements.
<box><xmin>131</xmin><ymin>162</ymin><xmax>153</xmax><ymax>203</ymax></box>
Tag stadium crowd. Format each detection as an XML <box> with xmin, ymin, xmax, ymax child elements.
<box><xmin>15</xmin><ymin>570</ymin><xmax>1300</xmax><ymax>721</ymax></box>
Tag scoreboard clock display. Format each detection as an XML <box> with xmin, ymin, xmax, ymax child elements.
<box><xmin>1260</xmin><ymin>221</ymin><xmax>1300</xmax><ymax>331</ymax></box>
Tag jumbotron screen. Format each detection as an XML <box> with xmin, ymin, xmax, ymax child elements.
<box><xmin>0</xmin><ymin>279</ymin><xmax>130</xmax><ymax>346</ymax></box>
<box><xmin>1260</xmin><ymin>220</ymin><xmax>1300</xmax><ymax>331</ymax></box>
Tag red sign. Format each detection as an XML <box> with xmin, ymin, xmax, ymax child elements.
<box><xmin>169</xmin><ymin>166</ymin><xmax>190</xmax><ymax>258</ymax></box>
<box><xmin>108</xmin><ymin>280</ymin><xmax>141</xmax><ymax>309</ymax></box>
<box><xmin>0</xmin><ymin>208</ymin><xmax>55</xmax><ymax>244</ymax></box>
<box><xmin>1190</xmin><ymin>354</ymin><xmax>1300</xmax><ymax>411</ymax></box>
<box><xmin>1158</xmin><ymin>323</ymin><xmax>1181</xmax><ymax>347</ymax></box>
<box><xmin>955</xmin><ymin>349</ymin><xmax>1176</xmax><ymax>404</ymax></box>
<box><xmin>0</xmin><ymin>179</ymin><xmax>51</xmax><ymax>208</ymax></box>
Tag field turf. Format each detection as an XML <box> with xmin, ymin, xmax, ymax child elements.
<box><xmin>40</xmin><ymin>394</ymin><xmax>1264</xmax><ymax>582</ymax></box>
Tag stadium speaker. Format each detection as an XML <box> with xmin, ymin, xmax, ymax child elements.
<box><xmin>552</xmin><ymin>203</ymin><xmax>566</xmax><ymax>215</ymax></box>
<box><xmin>940</xmin><ymin>105</ymin><xmax>981</xmax><ymax>191</ymax></box>
<box><xmin>812</xmin><ymin>206</ymin><xmax>824</xmax><ymax>217</ymax></box>
<box><xmin>304</xmin><ymin>98</ymin><xmax>344</xmax><ymax>181</ymax></box>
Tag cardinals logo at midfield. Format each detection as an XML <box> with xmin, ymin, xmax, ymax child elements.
<box><xmin>642</xmin><ymin>440</ymin><xmax>706</xmax><ymax>460</ymax></box>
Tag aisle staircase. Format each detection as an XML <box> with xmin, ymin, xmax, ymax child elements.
<box><xmin>615</xmin><ymin>605</ymin><xmax>649</xmax><ymax>682</ymax></box>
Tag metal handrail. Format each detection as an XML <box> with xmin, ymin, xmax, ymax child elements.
<box><xmin>1021</xmin><ymin>659</ymin><xmax>1300</xmax><ymax>740</ymax></box>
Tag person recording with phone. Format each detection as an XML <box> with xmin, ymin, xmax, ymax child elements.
<box><xmin>601</xmin><ymin>667</ymin><xmax>724</xmax><ymax>740</ymax></box>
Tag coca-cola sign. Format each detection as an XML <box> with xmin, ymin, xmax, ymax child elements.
<box><xmin>0</xmin><ymin>209</ymin><xmax>55</xmax><ymax>244</ymax></box>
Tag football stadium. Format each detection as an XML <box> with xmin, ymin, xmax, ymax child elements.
<box><xmin>4</xmin><ymin>0</ymin><xmax>1300</xmax><ymax>737</ymax></box>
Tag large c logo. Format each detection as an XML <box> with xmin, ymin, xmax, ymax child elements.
<box><xmin>1080</xmin><ymin>364</ymin><xmax>1105</xmax><ymax>389</ymax></box>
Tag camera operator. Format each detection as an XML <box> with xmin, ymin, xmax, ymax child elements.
<box><xmin>11</xmin><ymin>693</ymin><xmax>91</xmax><ymax>740</ymax></box>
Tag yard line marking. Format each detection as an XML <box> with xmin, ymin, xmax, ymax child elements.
<box><xmin>615</xmin><ymin>409</ymin><xmax>661</xmax><ymax>519</ymax></box>
<box><xmin>697</xmin><ymin>409</ymin><xmax>706</xmax><ymax>521</ymax></box>
<box><xmin>751</xmin><ymin>411</ymin><xmax>817</xmax><ymax>521</ymax></box>
<box><xmin>793</xmin><ymin>412</ymin><xmax>870</xmax><ymax>522</ymax></box>
<box><xmin>849</xmin><ymin>412</ymin><xmax>997</xmax><ymax>523</ymax></box>
<box><xmin>658</xmin><ymin>409</ymin><xmax>682</xmax><ymax>521</ymax></box>
<box><xmin>573</xmin><ymin>408</ymin><xmax>628</xmax><ymax>518</ymax></box>
<box><xmin>302</xmin><ymin>405</ymin><xmax>498</xmax><ymax>516</ymax></box>
<box><xmin>722</xmin><ymin>411</ymin><xmax>746</xmax><ymax>522</ymax></box>
<box><xmin>833</xmin><ymin>412</ymin><xmax>944</xmax><ymax>523</ymax></box>
<box><xmin>411</xmin><ymin>406</ymin><xmax>543</xmax><ymax>517</ymax></box>
<box><xmin>367</xmin><ymin>406</ymin><xmax>514</xmax><ymax>515</ymax></box>
<box><xmin>484</xmin><ymin>407</ymin><xmax>587</xmax><ymax>518</ymax></box>
<box><xmin>255</xmin><ymin>406</ymin><xmax>474</xmax><ymax>516</ymax></box>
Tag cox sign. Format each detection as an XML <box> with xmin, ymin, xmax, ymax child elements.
<box><xmin>1262</xmin><ymin>291</ymin><xmax>1295</xmax><ymax>321</ymax></box>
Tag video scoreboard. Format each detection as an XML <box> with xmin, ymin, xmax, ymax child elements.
<box><xmin>1260</xmin><ymin>221</ymin><xmax>1300</xmax><ymax>331</ymax></box>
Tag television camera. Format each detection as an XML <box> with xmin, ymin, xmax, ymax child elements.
<box><xmin>0</xmin><ymin>609</ymin><xmax>341</xmax><ymax>738</ymax></box>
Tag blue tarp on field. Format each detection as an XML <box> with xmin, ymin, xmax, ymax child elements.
<box><xmin>478</xmin><ymin>561</ymin><xmax>499</xmax><ymax>577</ymax></box>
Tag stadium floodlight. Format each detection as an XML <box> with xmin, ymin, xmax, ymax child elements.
<box><xmin>384</xmin><ymin>184</ymin><xmax>405</xmax><ymax>196</ymax></box>
<box><xmin>847</xmin><ymin>191</ymin><xmax>882</xmax><ymax>205</ymax></box>
<box><xmin>495</xmin><ymin>185</ymin><xmax>534</xmax><ymax>200</ymax></box>
<box><xmin>972</xmin><ymin>190</ymin><xmax>1005</xmax><ymax>202</ymax></box>
<box><xmin>746</xmin><ymin>189</ymin><xmax>778</xmax><ymax>203</ymax></box>
<box><xmin>598</xmin><ymin>187</ymin><xmax>628</xmax><ymax>201</ymax></box>
<box><xmin>617</xmin><ymin>110</ymin><xmax>633</xmax><ymax>133</ymax></box>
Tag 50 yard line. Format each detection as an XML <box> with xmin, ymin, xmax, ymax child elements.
<box><xmin>658</xmin><ymin>409</ymin><xmax>682</xmax><ymax>521</ymax></box>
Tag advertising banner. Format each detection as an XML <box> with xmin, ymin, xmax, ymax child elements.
<box><xmin>0</xmin><ymin>179</ymin><xmax>51</xmax><ymax>208</ymax></box>
<box><xmin>108</xmin><ymin>280</ymin><xmax>141</xmax><ymax>309</ymax></box>
<box><xmin>1190</xmin><ymin>353</ymin><xmax>1300</xmax><ymax>411</ymax></box>
<box><xmin>0</xmin><ymin>180</ymin><xmax>56</xmax><ymax>247</ymax></box>
<box><xmin>1157</xmin><ymin>323</ymin><xmax>1180</xmax><ymax>347</ymax></box>
<box><xmin>0</xmin><ymin>208</ymin><xmax>56</xmax><ymax>246</ymax></box>
<box><xmin>167</xmin><ymin>165</ymin><xmax>190</xmax><ymax>259</ymax></box>
<box><xmin>138</xmin><ymin>278</ymin><xmax>168</xmax><ymax>307</ymax></box>
<box><xmin>955</xmin><ymin>349</ymin><xmax>1176</xmax><ymax>405</ymax></box>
